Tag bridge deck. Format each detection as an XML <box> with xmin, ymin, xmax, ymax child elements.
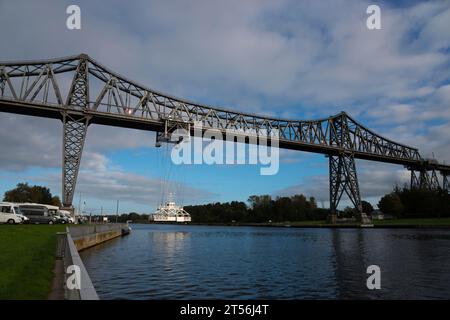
<box><xmin>1</xmin><ymin>98</ymin><xmax>448</xmax><ymax>170</ymax></box>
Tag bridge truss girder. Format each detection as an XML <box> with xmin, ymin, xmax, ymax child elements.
<box><xmin>0</xmin><ymin>75</ymin><xmax>5</xmax><ymax>96</ymax></box>
<box><xmin>0</xmin><ymin>54</ymin><xmax>425</xmax><ymax>163</ymax></box>
<box><xmin>443</xmin><ymin>174</ymin><xmax>449</xmax><ymax>193</ymax></box>
<box><xmin>410</xmin><ymin>169</ymin><xmax>441</xmax><ymax>191</ymax></box>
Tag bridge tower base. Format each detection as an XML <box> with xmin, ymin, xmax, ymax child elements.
<box><xmin>329</xmin><ymin>152</ymin><xmax>365</xmax><ymax>223</ymax></box>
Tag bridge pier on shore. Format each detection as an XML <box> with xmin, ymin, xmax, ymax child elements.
<box><xmin>328</xmin><ymin>214</ymin><xmax>338</xmax><ymax>224</ymax></box>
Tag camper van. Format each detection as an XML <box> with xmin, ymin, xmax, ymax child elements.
<box><xmin>0</xmin><ymin>202</ymin><xmax>28</xmax><ymax>222</ymax></box>
<box><xmin>18</xmin><ymin>203</ymin><xmax>57</xmax><ymax>224</ymax></box>
<box><xmin>0</xmin><ymin>202</ymin><xmax>23</xmax><ymax>224</ymax></box>
<box><xmin>59</xmin><ymin>209</ymin><xmax>75</xmax><ymax>223</ymax></box>
<box><xmin>42</xmin><ymin>204</ymin><xmax>69</xmax><ymax>224</ymax></box>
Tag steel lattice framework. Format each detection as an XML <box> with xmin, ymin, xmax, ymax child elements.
<box><xmin>0</xmin><ymin>54</ymin><xmax>449</xmax><ymax>216</ymax></box>
<box><xmin>329</xmin><ymin>153</ymin><xmax>362</xmax><ymax>213</ymax></box>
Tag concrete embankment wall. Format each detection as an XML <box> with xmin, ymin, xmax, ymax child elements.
<box><xmin>69</xmin><ymin>224</ymin><xmax>130</xmax><ymax>251</ymax></box>
<box><xmin>54</xmin><ymin>223</ymin><xmax>130</xmax><ymax>300</ymax></box>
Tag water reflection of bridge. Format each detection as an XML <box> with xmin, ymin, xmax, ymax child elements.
<box><xmin>330</xmin><ymin>229</ymin><xmax>450</xmax><ymax>299</ymax></box>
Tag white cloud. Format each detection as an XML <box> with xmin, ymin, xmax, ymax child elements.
<box><xmin>1</xmin><ymin>0</ymin><xmax>448</xmax><ymax>111</ymax></box>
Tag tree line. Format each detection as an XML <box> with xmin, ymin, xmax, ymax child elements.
<box><xmin>3</xmin><ymin>182</ymin><xmax>61</xmax><ymax>206</ymax></box>
<box><xmin>378</xmin><ymin>186</ymin><xmax>450</xmax><ymax>218</ymax></box>
<box><xmin>184</xmin><ymin>194</ymin><xmax>329</xmax><ymax>223</ymax></box>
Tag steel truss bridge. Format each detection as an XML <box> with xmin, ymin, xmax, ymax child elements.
<box><xmin>0</xmin><ymin>54</ymin><xmax>449</xmax><ymax>218</ymax></box>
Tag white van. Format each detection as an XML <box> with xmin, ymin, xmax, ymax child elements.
<box><xmin>0</xmin><ymin>202</ymin><xmax>23</xmax><ymax>224</ymax></box>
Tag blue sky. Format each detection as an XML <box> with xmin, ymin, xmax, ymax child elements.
<box><xmin>0</xmin><ymin>0</ymin><xmax>449</xmax><ymax>214</ymax></box>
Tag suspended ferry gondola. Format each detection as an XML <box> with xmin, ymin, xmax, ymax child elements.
<box><xmin>149</xmin><ymin>194</ymin><xmax>191</xmax><ymax>223</ymax></box>
<box><xmin>151</xmin><ymin>128</ymin><xmax>192</xmax><ymax>224</ymax></box>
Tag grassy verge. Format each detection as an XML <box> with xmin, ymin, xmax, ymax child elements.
<box><xmin>212</xmin><ymin>218</ymin><xmax>450</xmax><ymax>228</ymax></box>
<box><xmin>0</xmin><ymin>224</ymin><xmax>65</xmax><ymax>300</ymax></box>
<box><xmin>272</xmin><ymin>217</ymin><xmax>450</xmax><ymax>227</ymax></box>
<box><xmin>274</xmin><ymin>218</ymin><xmax>450</xmax><ymax>227</ymax></box>
<box><xmin>267</xmin><ymin>220</ymin><xmax>327</xmax><ymax>226</ymax></box>
<box><xmin>372</xmin><ymin>217</ymin><xmax>450</xmax><ymax>226</ymax></box>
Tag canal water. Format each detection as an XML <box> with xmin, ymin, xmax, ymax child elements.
<box><xmin>79</xmin><ymin>224</ymin><xmax>450</xmax><ymax>299</ymax></box>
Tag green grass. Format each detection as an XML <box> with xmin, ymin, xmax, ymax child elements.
<box><xmin>372</xmin><ymin>217</ymin><xmax>450</xmax><ymax>225</ymax></box>
<box><xmin>0</xmin><ymin>224</ymin><xmax>65</xmax><ymax>300</ymax></box>
<box><xmin>279</xmin><ymin>217</ymin><xmax>450</xmax><ymax>226</ymax></box>
<box><xmin>269</xmin><ymin>220</ymin><xmax>327</xmax><ymax>226</ymax></box>
<box><xmin>243</xmin><ymin>218</ymin><xmax>450</xmax><ymax>227</ymax></box>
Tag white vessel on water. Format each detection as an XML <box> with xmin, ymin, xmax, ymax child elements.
<box><xmin>149</xmin><ymin>196</ymin><xmax>191</xmax><ymax>223</ymax></box>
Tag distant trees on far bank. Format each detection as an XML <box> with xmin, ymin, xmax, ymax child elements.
<box><xmin>378</xmin><ymin>186</ymin><xmax>450</xmax><ymax>218</ymax></box>
<box><xmin>184</xmin><ymin>187</ymin><xmax>450</xmax><ymax>223</ymax></box>
<box><xmin>184</xmin><ymin>194</ymin><xmax>329</xmax><ymax>223</ymax></box>
<box><xmin>103</xmin><ymin>212</ymin><xmax>149</xmax><ymax>223</ymax></box>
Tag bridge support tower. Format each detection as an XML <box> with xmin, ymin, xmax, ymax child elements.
<box><xmin>443</xmin><ymin>173</ymin><xmax>449</xmax><ymax>193</ymax></box>
<box><xmin>61</xmin><ymin>57</ymin><xmax>90</xmax><ymax>211</ymax></box>
<box><xmin>410</xmin><ymin>168</ymin><xmax>440</xmax><ymax>190</ymax></box>
<box><xmin>327</xmin><ymin>113</ymin><xmax>369</xmax><ymax>224</ymax></box>
<box><xmin>328</xmin><ymin>152</ymin><xmax>368</xmax><ymax>223</ymax></box>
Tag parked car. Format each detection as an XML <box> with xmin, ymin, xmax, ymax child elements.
<box><xmin>0</xmin><ymin>202</ymin><xmax>23</xmax><ymax>224</ymax></box>
<box><xmin>18</xmin><ymin>204</ymin><xmax>57</xmax><ymax>224</ymax></box>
